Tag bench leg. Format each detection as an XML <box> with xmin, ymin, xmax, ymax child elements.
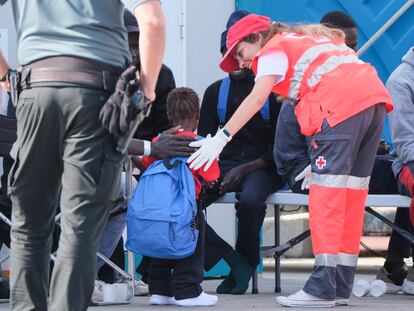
<box><xmin>274</xmin><ymin>204</ymin><xmax>281</xmax><ymax>293</ymax></box>
<box><xmin>252</xmin><ymin>268</ymin><xmax>258</xmax><ymax>294</ymax></box>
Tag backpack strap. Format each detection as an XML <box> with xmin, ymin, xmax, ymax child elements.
<box><xmin>163</xmin><ymin>156</ymin><xmax>189</xmax><ymax>170</ymax></box>
<box><xmin>261</xmin><ymin>98</ymin><xmax>271</xmax><ymax>128</ymax></box>
<box><xmin>217</xmin><ymin>77</ymin><xmax>230</xmax><ymax>127</ymax></box>
<box><xmin>218</xmin><ymin>77</ymin><xmax>271</xmax><ymax>128</ymax></box>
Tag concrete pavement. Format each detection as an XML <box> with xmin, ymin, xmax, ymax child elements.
<box><xmin>0</xmin><ymin>258</ymin><xmax>413</xmax><ymax>310</ymax></box>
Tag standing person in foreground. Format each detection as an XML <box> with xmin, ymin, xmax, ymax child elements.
<box><xmin>0</xmin><ymin>1</ymin><xmax>165</xmax><ymax>310</ymax></box>
<box><xmin>188</xmin><ymin>14</ymin><xmax>393</xmax><ymax>307</ymax></box>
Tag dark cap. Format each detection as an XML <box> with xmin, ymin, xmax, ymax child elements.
<box><xmin>124</xmin><ymin>9</ymin><xmax>140</xmax><ymax>33</ymax></box>
<box><xmin>220</xmin><ymin>10</ymin><xmax>250</xmax><ymax>54</ymax></box>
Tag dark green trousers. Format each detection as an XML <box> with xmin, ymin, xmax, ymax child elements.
<box><xmin>9</xmin><ymin>86</ymin><xmax>124</xmax><ymax>311</ymax></box>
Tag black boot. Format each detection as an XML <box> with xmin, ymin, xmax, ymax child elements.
<box><xmin>224</xmin><ymin>250</ymin><xmax>255</xmax><ymax>295</ymax></box>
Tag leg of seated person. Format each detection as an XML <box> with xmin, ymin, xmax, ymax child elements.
<box><xmin>231</xmin><ymin>169</ymin><xmax>281</xmax><ymax>294</ymax></box>
<box><xmin>377</xmin><ymin>180</ymin><xmax>414</xmax><ymax>292</ymax></box>
<box><xmin>98</xmin><ymin>238</ymin><xmax>124</xmax><ymax>284</ymax></box>
<box><xmin>95</xmin><ymin>212</ymin><xmax>127</xmax><ymax>274</ymax></box>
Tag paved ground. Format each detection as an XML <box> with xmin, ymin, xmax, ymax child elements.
<box><xmin>1</xmin><ymin>257</ymin><xmax>413</xmax><ymax>310</ymax></box>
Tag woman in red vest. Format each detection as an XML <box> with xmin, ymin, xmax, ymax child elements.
<box><xmin>188</xmin><ymin>14</ymin><xmax>393</xmax><ymax>308</ymax></box>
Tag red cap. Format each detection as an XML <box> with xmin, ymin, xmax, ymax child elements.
<box><xmin>220</xmin><ymin>14</ymin><xmax>271</xmax><ymax>73</ymax></box>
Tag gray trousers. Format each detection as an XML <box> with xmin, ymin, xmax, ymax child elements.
<box><xmin>9</xmin><ymin>86</ymin><xmax>123</xmax><ymax>311</ymax></box>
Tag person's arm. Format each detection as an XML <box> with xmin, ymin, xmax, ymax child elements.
<box><xmin>388</xmin><ymin>79</ymin><xmax>414</xmax><ymax>165</ymax></box>
<box><xmin>128</xmin><ymin>126</ymin><xmax>196</xmax><ymax>157</ymax></box>
<box><xmin>0</xmin><ymin>50</ymin><xmax>10</xmax><ymax>92</ymax></box>
<box><xmin>134</xmin><ymin>1</ymin><xmax>165</xmax><ymax>102</ymax></box>
<box><xmin>220</xmin><ymin>158</ymin><xmax>268</xmax><ymax>193</ymax></box>
<box><xmin>188</xmin><ymin>75</ymin><xmax>277</xmax><ymax>170</ymax></box>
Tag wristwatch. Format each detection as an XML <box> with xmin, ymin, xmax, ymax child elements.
<box><xmin>221</xmin><ymin>128</ymin><xmax>232</xmax><ymax>141</ymax></box>
<box><xmin>0</xmin><ymin>69</ymin><xmax>11</xmax><ymax>82</ymax></box>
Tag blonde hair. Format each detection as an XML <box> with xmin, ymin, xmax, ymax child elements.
<box><xmin>242</xmin><ymin>22</ymin><xmax>345</xmax><ymax>46</ymax></box>
<box><xmin>264</xmin><ymin>22</ymin><xmax>345</xmax><ymax>45</ymax></box>
<box><xmin>241</xmin><ymin>21</ymin><xmax>345</xmax><ymax>103</ymax></box>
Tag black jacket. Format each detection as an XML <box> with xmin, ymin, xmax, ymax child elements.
<box><xmin>134</xmin><ymin>64</ymin><xmax>175</xmax><ymax>140</ymax></box>
<box><xmin>198</xmin><ymin>71</ymin><xmax>280</xmax><ymax>169</ymax></box>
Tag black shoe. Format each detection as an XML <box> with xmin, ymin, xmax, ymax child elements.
<box><xmin>376</xmin><ymin>264</ymin><xmax>408</xmax><ymax>293</ymax></box>
<box><xmin>224</xmin><ymin>251</ymin><xmax>255</xmax><ymax>295</ymax></box>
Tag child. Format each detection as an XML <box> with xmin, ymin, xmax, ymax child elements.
<box><xmin>140</xmin><ymin>87</ymin><xmax>219</xmax><ymax>307</ymax></box>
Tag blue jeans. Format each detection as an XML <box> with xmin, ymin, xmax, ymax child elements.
<box><xmin>96</xmin><ymin>212</ymin><xmax>127</xmax><ymax>273</ymax></box>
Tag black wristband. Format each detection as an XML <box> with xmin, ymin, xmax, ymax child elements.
<box><xmin>0</xmin><ymin>69</ymin><xmax>11</xmax><ymax>82</ymax></box>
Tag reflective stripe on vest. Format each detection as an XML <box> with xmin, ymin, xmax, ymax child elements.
<box><xmin>311</xmin><ymin>173</ymin><xmax>370</xmax><ymax>189</ymax></box>
<box><xmin>288</xmin><ymin>43</ymin><xmax>361</xmax><ymax>98</ymax></box>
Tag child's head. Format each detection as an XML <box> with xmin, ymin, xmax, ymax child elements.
<box><xmin>166</xmin><ymin>87</ymin><xmax>200</xmax><ymax>131</ymax></box>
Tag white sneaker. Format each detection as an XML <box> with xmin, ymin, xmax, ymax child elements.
<box><xmin>149</xmin><ymin>295</ymin><xmax>176</xmax><ymax>305</ymax></box>
<box><xmin>402</xmin><ymin>279</ymin><xmax>414</xmax><ymax>295</ymax></box>
<box><xmin>276</xmin><ymin>290</ymin><xmax>335</xmax><ymax>308</ymax></box>
<box><xmin>335</xmin><ymin>298</ymin><xmax>349</xmax><ymax>306</ymax></box>
<box><xmin>175</xmin><ymin>292</ymin><xmax>218</xmax><ymax>307</ymax></box>
<box><xmin>91</xmin><ymin>281</ymin><xmax>104</xmax><ymax>302</ymax></box>
<box><xmin>134</xmin><ymin>280</ymin><xmax>149</xmax><ymax>296</ymax></box>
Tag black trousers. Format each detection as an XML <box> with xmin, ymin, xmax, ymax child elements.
<box><xmin>148</xmin><ymin>208</ymin><xmax>205</xmax><ymax>300</ymax></box>
<box><xmin>386</xmin><ymin>176</ymin><xmax>414</xmax><ymax>259</ymax></box>
<box><xmin>202</xmin><ymin>159</ymin><xmax>281</xmax><ymax>269</ymax></box>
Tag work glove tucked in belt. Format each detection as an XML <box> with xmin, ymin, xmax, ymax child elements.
<box><xmin>99</xmin><ymin>66</ymin><xmax>140</xmax><ymax>137</ymax></box>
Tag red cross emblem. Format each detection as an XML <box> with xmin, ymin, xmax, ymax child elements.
<box><xmin>316</xmin><ymin>156</ymin><xmax>327</xmax><ymax>169</ymax></box>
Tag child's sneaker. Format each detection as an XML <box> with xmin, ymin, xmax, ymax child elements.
<box><xmin>149</xmin><ymin>295</ymin><xmax>176</xmax><ymax>305</ymax></box>
<box><xmin>376</xmin><ymin>265</ymin><xmax>408</xmax><ymax>293</ymax></box>
<box><xmin>175</xmin><ymin>292</ymin><xmax>218</xmax><ymax>307</ymax></box>
<box><xmin>402</xmin><ymin>267</ymin><xmax>414</xmax><ymax>295</ymax></box>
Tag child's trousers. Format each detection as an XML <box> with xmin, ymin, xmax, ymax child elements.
<box><xmin>148</xmin><ymin>208</ymin><xmax>205</xmax><ymax>300</ymax></box>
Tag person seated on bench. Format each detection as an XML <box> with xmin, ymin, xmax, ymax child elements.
<box><xmin>375</xmin><ymin>46</ymin><xmax>414</xmax><ymax>295</ymax></box>
<box><xmin>198</xmin><ymin>10</ymin><xmax>283</xmax><ymax>295</ymax></box>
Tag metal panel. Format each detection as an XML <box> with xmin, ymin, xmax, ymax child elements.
<box><xmin>237</xmin><ymin>0</ymin><xmax>414</xmax><ymax>144</ymax></box>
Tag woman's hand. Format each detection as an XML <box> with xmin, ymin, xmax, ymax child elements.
<box><xmin>187</xmin><ymin>129</ymin><xmax>230</xmax><ymax>171</ymax></box>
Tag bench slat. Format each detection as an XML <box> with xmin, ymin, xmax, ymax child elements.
<box><xmin>215</xmin><ymin>191</ymin><xmax>411</xmax><ymax>208</ymax></box>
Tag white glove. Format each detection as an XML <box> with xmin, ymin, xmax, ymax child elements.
<box><xmin>294</xmin><ymin>164</ymin><xmax>312</xmax><ymax>190</ymax></box>
<box><xmin>187</xmin><ymin>129</ymin><xmax>230</xmax><ymax>171</ymax></box>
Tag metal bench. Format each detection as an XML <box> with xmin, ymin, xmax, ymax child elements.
<box><xmin>215</xmin><ymin>191</ymin><xmax>412</xmax><ymax>294</ymax></box>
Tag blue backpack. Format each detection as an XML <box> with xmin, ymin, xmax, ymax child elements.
<box><xmin>126</xmin><ymin>156</ymin><xmax>198</xmax><ymax>259</ymax></box>
<box><xmin>218</xmin><ymin>77</ymin><xmax>271</xmax><ymax>127</ymax></box>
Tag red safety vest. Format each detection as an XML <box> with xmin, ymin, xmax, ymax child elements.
<box><xmin>252</xmin><ymin>33</ymin><xmax>393</xmax><ymax>136</ymax></box>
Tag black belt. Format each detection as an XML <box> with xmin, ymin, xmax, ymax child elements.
<box><xmin>20</xmin><ymin>57</ymin><xmax>124</xmax><ymax>91</ymax></box>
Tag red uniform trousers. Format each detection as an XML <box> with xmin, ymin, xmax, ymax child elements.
<box><xmin>303</xmin><ymin>104</ymin><xmax>386</xmax><ymax>299</ymax></box>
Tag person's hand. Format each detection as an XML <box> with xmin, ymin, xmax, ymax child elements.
<box><xmin>294</xmin><ymin>164</ymin><xmax>312</xmax><ymax>190</ymax></box>
<box><xmin>151</xmin><ymin>126</ymin><xmax>197</xmax><ymax>158</ymax></box>
<box><xmin>220</xmin><ymin>165</ymin><xmax>248</xmax><ymax>194</ymax></box>
<box><xmin>205</xmin><ymin>180</ymin><xmax>219</xmax><ymax>190</ymax></box>
<box><xmin>187</xmin><ymin>129</ymin><xmax>230</xmax><ymax>171</ymax></box>
<box><xmin>0</xmin><ymin>80</ymin><xmax>10</xmax><ymax>93</ymax></box>
<box><xmin>99</xmin><ymin>66</ymin><xmax>139</xmax><ymax>136</ymax></box>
